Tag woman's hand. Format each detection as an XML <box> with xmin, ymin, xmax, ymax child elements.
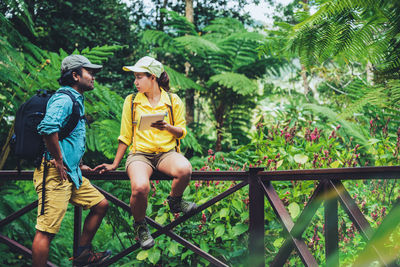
<box><xmin>151</xmin><ymin>120</ymin><xmax>170</xmax><ymax>131</ymax></box>
<box><xmin>94</xmin><ymin>163</ymin><xmax>117</xmax><ymax>174</ymax></box>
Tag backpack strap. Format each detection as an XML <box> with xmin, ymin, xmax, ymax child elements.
<box><xmin>57</xmin><ymin>89</ymin><xmax>84</xmax><ymax>140</ymax></box>
<box><xmin>166</xmin><ymin>93</ymin><xmax>180</xmax><ymax>153</ymax></box>
<box><xmin>131</xmin><ymin>93</ymin><xmax>137</xmax><ymax>152</ymax></box>
<box><xmin>40</xmin><ymin>158</ymin><xmax>48</xmax><ymax>215</ymax></box>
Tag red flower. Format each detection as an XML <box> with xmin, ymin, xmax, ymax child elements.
<box><xmin>202</xmin><ymin>213</ymin><xmax>206</xmax><ymax>224</ymax></box>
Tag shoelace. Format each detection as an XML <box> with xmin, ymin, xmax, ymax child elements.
<box><xmin>137</xmin><ymin>225</ymin><xmax>150</xmax><ymax>239</ymax></box>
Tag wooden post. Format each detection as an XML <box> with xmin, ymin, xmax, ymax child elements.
<box><xmin>248</xmin><ymin>167</ymin><xmax>265</xmax><ymax>267</ymax></box>
<box><xmin>73</xmin><ymin>206</ymin><xmax>82</xmax><ymax>258</ymax></box>
<box><xmin>324</xmin><ymin>180</ymin><xmax>339</xmax><ymax>267</ymax></box>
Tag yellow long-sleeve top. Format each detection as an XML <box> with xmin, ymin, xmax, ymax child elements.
<box><xmin>118</xmin><ymin>88</ymin><xmax>187</xmax><ymax>153</ymax></box>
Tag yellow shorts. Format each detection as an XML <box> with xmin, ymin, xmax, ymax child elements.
<box><xmin>33</xmin><ymin>163</ymin><xmax>105</xmax><ymax>234</ymax></box>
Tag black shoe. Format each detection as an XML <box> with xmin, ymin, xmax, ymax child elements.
<box><xmin>167</xmin><ymin>196</ymin><xmax>197</xmax><ymax>214</ymax></box>
<box><xmin>72</xmin><ymin>247</ymin><xmax>111</xmax><ymax>267</ymax></box>
<box><xmin>134</xmin><ymin>221</ymin><xmax>155</xmax><ymax>250</ymax></box>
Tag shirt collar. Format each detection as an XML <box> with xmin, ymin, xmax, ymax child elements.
<box><xmin>134</xmin><ymin>87</ymin><xmax>171</xmax><ymax>106</ymax></box>
<box><xmin>59</xmin><ymin>86</ymin><xmax>84</xmax><ymax>101</ymax></box>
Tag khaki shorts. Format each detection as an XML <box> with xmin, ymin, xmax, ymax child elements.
<box><xmin>33</xmin><ymin>162</ymin><xmax>105</xmax><ymax>234</ymax></box>
<box><xmin>125</xmin><ymin>149</ymin><xmax>177</xmax><ymax>171</ymax></box>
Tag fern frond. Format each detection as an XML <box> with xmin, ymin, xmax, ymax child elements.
<box><xmin>175</xmin><ymin>35</ymin><xmax>220</xmax><ymax>56</ymax></box>
<box><xmin>164</xmin><ymin>66</ymin><xmax>204</xmax><ymax>92</ymax></box>
<box><xmin>207</xmin><ymin>72</ymin><xmax>257</xmax><ymax>96</ymax></box>
<box><xmin>141</xmin><ymin>30</ymin><xmax>182</xmax><ymax>53</ymax></box>
<box><xmin>162</xmin><ymin>9</ymin><xmax>197</xmax><ymax>36</ymax></box>
<box><xmin>203</xmin><ymin>18</ymin><xmax>246</xmax><ymax>34</ymax></box>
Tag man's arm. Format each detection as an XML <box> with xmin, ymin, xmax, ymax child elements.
<box><xmin>43</xmin><ymin>132</ymin><xmax>69</xmax><ymax>181</ymax></box>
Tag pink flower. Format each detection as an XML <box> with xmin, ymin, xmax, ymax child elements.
<box><xmin>311</xmin><ymin>133</ymin><xmax>317</xmax><ymax>141</ymax></box>
<box><xmin>215</xmin><ymin>168</ymin><xmax>220</xmax><ymax>171</ymax></box>
<box><xmin>208</xmin><ymin>149</ymin><xmax>214</xmax><ymax>155</ymax></box>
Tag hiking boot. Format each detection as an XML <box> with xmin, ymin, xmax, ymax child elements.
<box><xmin>134</xmin><ymin>221</ymin><xmax>155</xmax><ymax>250</ymax></box>
<box><xmin>72</xmin><ymin>247</ymin><xmax>111</xmax><ymax>267</ymax></box>
<box><xmin>167</xmin><ymin>196</ymin><xmax>197</xmax><ymax>214</ymax></box>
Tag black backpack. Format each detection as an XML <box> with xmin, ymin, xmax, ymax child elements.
<box><xmin>13</xmin><ymin>89</ymin><xmax>82</xmax><ymax>167</ymax></box>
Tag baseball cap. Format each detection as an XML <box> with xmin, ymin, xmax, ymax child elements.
<box><xmin>122</xmin><ymin>56</ymin><xmax>164</xmax><ymax>78</ymax></box>
<box><xmin>61</xmin><ymin>55</ymin><xmax>103</xmax><ymax>73</ymax></box>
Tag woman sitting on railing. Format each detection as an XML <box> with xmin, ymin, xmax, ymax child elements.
<box><xmin>94</xmin><ymin>56</ymin><xmax>197</xmax><ymax>250</ymax></box>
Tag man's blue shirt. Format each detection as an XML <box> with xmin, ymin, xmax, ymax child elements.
<box><xmin>37</xmin><ymin>86</ymin><xmax>86</xmax><ymax>189</ymax></box>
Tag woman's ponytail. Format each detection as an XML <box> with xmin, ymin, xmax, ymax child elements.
<box><xmin>156</xmin><ymin>71</ymin><xmax>170</xmax><ymax>91</ymax></box>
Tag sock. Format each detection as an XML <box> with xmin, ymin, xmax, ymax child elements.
<box><xmin>76</xmin><ymin>244</ymin><xmax>91</xmax><ymax>256</ymax></box>
<box><xmin>134</xmin><ymin>220</ymin><xmax>146</xmax><ymax>226</ymax></box>
<box><xmin>168</xmin><ymin>195</ymin><xmax>182</xmax><ymax>202</ymax></box>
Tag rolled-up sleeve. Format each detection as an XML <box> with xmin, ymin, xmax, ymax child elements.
<box><xmin>37</xmin><ymin>94</ymin><xmax>73</xmax><ymax>135</ymax></box>
<box><xmin>118</xmin><ymin>94</ymin><xmax>133</xmax><ymax>146</ymax></box>
<box><xmin>172</xmin><ymin>94</ymin><xmax>187</xmax><ymax>139</ymax></box>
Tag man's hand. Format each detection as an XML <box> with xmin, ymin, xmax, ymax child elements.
<box><xmin>94</xmin><ymin>163</ymin><xmax>116</xmax><ymax>174</ymax></box>
<box><xmin>80</xmin><ymin>164</ymin><xmax>93</xmax><ymax>172</ymax></box>
<box><xmin>51</xmin><ymin>159</ymin><xmax>69</xmax><ymax>181</ymax></box>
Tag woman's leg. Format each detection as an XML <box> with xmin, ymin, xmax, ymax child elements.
<box><xmin>157</xmin><ymin>152</ymin><xmax>196</xmax><ymax>213</ymax></box>
<box><xmin>126</xmin><ymin>161</ymin><xmax>153</xmax><ymax>222</ymax></box>
<box><xmin>157</xmin><ymin>152</ymin><xmax>192</xmax><ymax>197</ymax></box>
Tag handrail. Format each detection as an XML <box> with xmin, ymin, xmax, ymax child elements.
<box><xmin>0</xmin><ymin>166</ymin><xmax>399</xmax><ymax>267</ymax></box>
<box><xmin>1</xmin><ymin>165</ymin><xmax>399</xmax><ymax>181</ymax></box>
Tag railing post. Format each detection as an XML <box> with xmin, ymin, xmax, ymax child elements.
<box><xmin>248</xmin><ymin>167</ymin><xmax>265</xmax><ymax>267</ymax></box>
<box><xmin>73</xmin><ymin>206</ymin><xmax>82</xmax><ymax>258</ymax></box>
<box><xmin>324</xmin><ymin>179</ymin><xmax>339</xmax><ymax>267</ymax></box>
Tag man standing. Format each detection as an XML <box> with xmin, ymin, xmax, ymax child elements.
<box><xmin>32</xmin><ymin>55</ymin><xmax>111</xmax><ymax>267</ymax></box>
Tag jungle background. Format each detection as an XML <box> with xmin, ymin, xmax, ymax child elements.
<box><xmin>0</xmin><ymin>0</ymin><xmax>399</xmax><ymax>265</ymax></box>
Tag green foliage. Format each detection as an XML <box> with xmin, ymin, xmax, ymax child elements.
<box><xmin>142</xmin><ymin>12</ymin><xmax>268</xmax><ymax>151</ymax></box>
<box><xmin>287</xmin><ymin>0</ymin><xmax>400</xmax><ymax>76</ymax></box>
<box><xmin>0</xmin><ymin>4</ymin><xmax>125</xmax><ymax>168</ymax></box>
<box><xmin>208</xmin><ymin>72</ymin><xmax>258</xmax><ymax>96</ymax></box>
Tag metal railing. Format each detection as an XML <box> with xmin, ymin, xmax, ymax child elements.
<box><xmin>0</xmin><ymin>166</ymin><xmax>399</xmax><ymax>266</ymax></box>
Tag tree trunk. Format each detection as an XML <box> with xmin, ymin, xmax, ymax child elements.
<box><xmin>185</xmin><ymin>0</ymin><xmax>194</xmax><ymax>23</ymax></box>
<box><xmin>184</xmin><ymin>62</ymin><xmax>195</xmax><ymax>125</ymax></box>
<box><xmin>301</xmin><ymin>64</ymin><xmax>310</xmax><ymax>99</ymax></box>
<box><xmin>184</xmin><ymin>0</ymin><xmax>195</xmax><ymax>125</ymax></box>
<box><xmin>366</xmin><ymin>61</ymin><xmax>374</xmax><ymax>85</ymax></box>
<box><xmin>215</xmin><ymin>103</ymin><xmax>225</xmax><ymax>152</ymax></box>
<box><xmin>158</xmin><ymin>0</ymin><xmax>168</xmax><ymax>30</ymax></box>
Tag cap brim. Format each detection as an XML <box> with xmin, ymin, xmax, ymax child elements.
<box><xmin>82</xmin><ymin>63</ymin><xmax>103</xmax><ymax>71</ymax></box>
<box><xmin>123</xmin><ymin>66</ymin><xmax>150</xmax><ymax>73</ymax></box>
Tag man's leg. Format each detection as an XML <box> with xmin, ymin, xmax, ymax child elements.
<box><xmin>32</xmin><ymin>230</ymin><xmax>54</xmax><ymax>267</ymax></box>
<box><xmin>32</xmin><ymin>164</ymin><xmax>69</xmax><ymax>267</ymax></box>
<box><xmin>70</xmin><ymin>178</ymin><xmax>111</xmax><ymax>265</ymax></box>
<box><xmin>79</xmin><ymin>198</ymin><xmax>109</xmax><ymax>247</ymax></box>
